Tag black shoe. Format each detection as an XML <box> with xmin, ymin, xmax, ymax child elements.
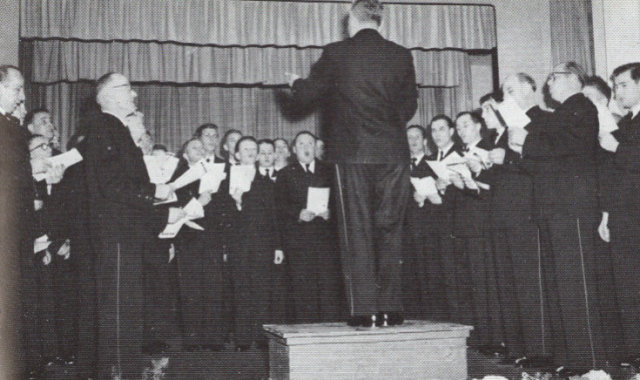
<box><xmin>64</xmin><ymin>354</ymin><xmax>76</xmax><ymax>365</ymax></box>
<box><xmin>386</xmin><ymin>312</ymin><xmax>404</xmax><ymax>326</ymax></box>
<box><xmin>618</xmin><ymin>354</ymin><xmax>640</xmax><ymax>368</ymax></box>
<box><xmin>143</xmin><ymin>341</ymin><xmax>170</xmax><ymax>355</ymax></box>
<box><xmin>235</xmin><ymin>344</ymin><xmax>250</xmax><ymax>352</ymax></box>
<box><xmin>555</xmin><ymin>365</ymin><xmax>586</xmax><ymax>379</ymax></box>
<box><xmin>516</xmin><ymin>354</ymin><xmax>554</xmax><ymax>369</ymax></box>
<box><xmin>347</xmin><ymin>314</ymin><xmax>375</xmax><ymax>327</ymax></box>
<box><xmin>478</xmin><ymin>343</ymin><xmax>507</xmax><ymax>358</ymax></box>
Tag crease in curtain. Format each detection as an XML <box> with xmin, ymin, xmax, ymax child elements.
<box><xmin>21</xmin><ymin>0</ymin><xmax>496</xmax><ymax>50</ymax></box>
<box><xmin>550</xmin><ymin>0</ymin><xmax>595</xmax><ymax>74</ymax></box>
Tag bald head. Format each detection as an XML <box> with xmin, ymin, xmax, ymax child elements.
<box><xmin>0</xmin><ymin>65</ymin><xmax>25</xmax><ymax>114</ymax></box>
<box><xmin>95</xmin><ymin>73</ymin><xmax>138</xmax><ymax>115</ymax></box>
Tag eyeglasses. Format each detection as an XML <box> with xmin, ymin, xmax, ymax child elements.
<box><xmin>29</xmin><ymin>142</ymin><xmax>52</xmax><ymax>152</ymax></box>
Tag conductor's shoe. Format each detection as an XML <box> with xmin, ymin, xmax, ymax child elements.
<box><xmin>347</xmin><ymin>314</ymin><xmax>375</xmax><ymax>327</ymax></box>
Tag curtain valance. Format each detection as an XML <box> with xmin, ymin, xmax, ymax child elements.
<box><xmin>25</xmin><ymin>40</ymin><xmax>471</xmax><ymax>87</ymax></box>
<box><xmin>21</xmin><ymin>0</ymin><xmax>496</xmax><ymax>50</ymax></box>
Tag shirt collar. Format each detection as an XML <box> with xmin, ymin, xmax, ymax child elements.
<box><xmin>438</xmin><ymin>142</ymin><xmax>454</xmax><ymax>157</ymax></box>
<box><xmin>465</xmin><ymin>138</ymin><xmax>482</xmax><ymax>149</ymax></box>
<box><xmin>631</xmin><ymin>102</ymin><xmax>640</xmax><ymax>119</ymax></box>
<box><xmin>411</xmin><ymin>153</ymin><xmax>425</xmax><ymax>163</ymax></box>
<box><xmin>299</xmin><ymin>159</ymin><xmax>315</xmax><ymax>173</ymax></box>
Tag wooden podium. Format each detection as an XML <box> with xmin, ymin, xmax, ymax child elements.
<box><xmin>263</xmin><ymin>320</ymin><xmax>473</xmax><ymax>380</ymax></box>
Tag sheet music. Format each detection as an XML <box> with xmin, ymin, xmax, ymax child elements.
<box><xmin>410</xmin><ymin>176</ymin><xmax>438</xmax><ymax>196</ymax></box>
<box><xmin>596</xmin><ymin>103</ymin><xmax>619</xmax><ymax>134</ymax></box>
<box><xmin>34</xmin><ymin>234</ymin><xmax>51</xmax><ymax>253</ymax></box>
<box><xmin>158</xmin><ymin>198</ymin><xmax>206</xmax><ymax>239</ymax></box>
<box><xmin>169</xmin><ymin>162</ymin><xmax>207</xmax><ymax>190</ymax></box>
<box><xmin>144</xmin><ymin>155</ymin><xmax>179</xmax><ymax>185</ymax></box>
<box><xmin>229</xmin><ymin>165</ymin><xmax>256</xmax><ymax>194</ymax></box>
<box><xmin>198</xmin><ymin>162</ymin><xmax>226</xmax><ymax>193</ymax></box>
<box><xmin>306</xmin><ymin>187</ymin><xmax>330</xmax><ymax>214</ymax></box>
<box><xmin>49</xmin><ymin>148</ymin><xmax>83</xmax><ymax>169</ymax></box>
<box><xmin>497</xmin><ymin>95</ymin><xmax>531</xmax><ymax>129</ymax></box>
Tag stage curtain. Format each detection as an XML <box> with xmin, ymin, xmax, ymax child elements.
<box><xmin>550</xmin><ymin>0</ymin><xmax>595</xmax><ymax>74</ymax></box>
<box><xmin>29</xmin><ymin>83</ymin><xmax>466</xmax><ymax>154</ymax></box>
<box><xmin>21</xmin><ymin>0</ymin><xmax>496</xmax><ymax>50</ymax></box>
<box><xmin>25</xmin><ymin>40</ymin><xmax>471</xmax><ymax>87</ymax></box>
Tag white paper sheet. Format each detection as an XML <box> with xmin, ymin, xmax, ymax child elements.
<box><xmin>198</xmin><ymin>163</ymin><xmax>226</xmax><ymax>193</ymax></box>
<box><xmin>158</xmin><ymin>198</ymin><xmax>206</xmax><ymax>239</ymax></box>
<box><xmin>410</xmin><ymin>176</ymin><xmax>438</xmax><ymax>197</ymax></box>
<box><xmin>596</xmin><ymin>103</ymin><xmax>619</xmax><ymax>134</ymax></box>
<box><xmin>34</xmin><ymin>234</ymin><xmax>51</xmax><ymax>253</ymax></box>
<box><xmin>153</xmin><ymin>192</ymin><xmax>178</xmax><ymax>206</ymax></box>
<box><xmin>229</xmin><ymin>165</ymin><xmax>256</xmax><ymax>195</ymax></box>
<box><xmin>49</xmin><ymin>148</ymin><xmax>83</xmax><ymax>169</ymax></box>
<box><xmin>497</xmin><ymin>95</ymin><xmax>531</xmax><ymax>129</ymax></box>
<box><xmin>465</xmin><ymin>146</ymin><xmax>491</xmax><ymax>167</ymax></box>
<box><xmin>306</xmin><ymin>187</ymin><xmax>330</xmax><ymax>214</ymax></box>
<box><xmin>144</xmin><ymin>155</ymin><xmax>179</xmax><ymax>185</ymax></box>
<box><xmin>169</xmin><ymin>162</ymin><xmax>207</xmax><ymax>190</ymax></box>
<box><xmin>448</xmin><ymin>163</ymin><xmax>479</xmax><ymax>190</ymax></box>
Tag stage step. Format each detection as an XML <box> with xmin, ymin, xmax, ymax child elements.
<box><xmin>263</xmin><ymin>320</ymin><xmax>473</xmax><ymax>380</ymax></box>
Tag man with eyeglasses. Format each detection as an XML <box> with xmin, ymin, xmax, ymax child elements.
<box><xmin>597</xmin><ymin>62</ymin><xmax>640</xmax><ymax>368</ymax></box>
<box><xmin>508</xmin><ymin>62</ymin><xmax>605</xmax><ymax>375</ymax></box>
<box><xmin>81</xmin><ymin>72</ymin><xmax>185</xmax><ymax>379</ymax></box>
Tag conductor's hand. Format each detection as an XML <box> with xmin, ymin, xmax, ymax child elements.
<box><xmin>168</xmin><ymin>207</ymin><xmax>186</xmax><ymax>224</ymax></box>
<box><xmin>489</xmin><ymin>148</ymin><xmax>506</xmax><ymax>165</ymax></box>
<box><xmin>155</xmin><ymin>183</ymin><xmax>174</xmax><ymax>200</ymax></box>
<box><xmin>285</xmin><ymin>72</ymin><xmax>301</xmax><ymax>87</ymax></box>
<box><xmin>299</xmin><ymin>209</ymin><xmax>315</xmax><ymax>222</ymax></box>
<box><xmin>274</xmin><ymin>249</ymin><xmax>284</xmax><ymax>265</ymax></box>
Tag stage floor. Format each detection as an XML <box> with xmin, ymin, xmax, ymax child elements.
<box><xmin>39</xmin><ymin>344</ymin><xmax>637</xmax><ymax>380</ymax></box>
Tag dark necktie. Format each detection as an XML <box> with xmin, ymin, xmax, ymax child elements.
<box><xmin>305</xmin><ymin>163</ymin><xmax>311</xmax><ymax>174</ymax></box>
<box><xmin>410</xmin><ymin>157</ymin><xmax>417</xmax><ymax>171</ymax></box>
<box><xmin>438</xmin><ymin>151</ymin><xmax>444</xmax><ymax>161</ymax></box>
<box><xmin>463</xmin><ymin>146</ymin><xmax>470</xmax><ymax>153</ymax></box>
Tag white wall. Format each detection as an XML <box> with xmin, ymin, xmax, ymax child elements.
<box><xmin>0</xmin><ymin>0</ymin><xmax>20</xmax><ymax>66</ymax></box>
<box><xmin>592</xmin><ymin>0</ymin><xmax>640</xmax><ymax>80</ymax></box>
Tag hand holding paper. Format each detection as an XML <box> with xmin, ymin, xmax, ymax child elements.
<box><xmin>229</xmin><ymin>165</ymin><xmax>256</xmax><ymax>195</ymax></box>
<box><xmin>199</xmin><ymin>162</ymin><xmax>226</xmax><ymax>194</ymax></box>
<box><xmin>170</xmin><ymin>162</ymin><xmax>207</xmax><ymax>191</ymax></box>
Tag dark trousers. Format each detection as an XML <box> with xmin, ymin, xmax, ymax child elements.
<box><xmin>609</xmin><ymin>219</ymin><xmax>640</xmax><ymax>356</ymax></box>
<box><xmin>538</xmin><ymin>213</ymin><xmax>606</xmax><ymax>369</ymax></box>
<box><xmin>21</xmin><ymin>255</ymin><xmax>56</xmax><ymax>371</ymax></box>
<box><xmin>454</xmin><ymin>236</ymin><xmax>502</xmax><ymax>347</ymax></box>
<box><xmin>334</xmin><ymin>163</ymin><xmax>411</xmax><ymax>316</ymax></box>
<box><xmin>94</xmin><ymin>236</ymin><xmax>145</xmax><ymax>379</ymax></box>
<box><xmin>287</xmin><ymin>229</ymin><xmax>342</xmax><ymax>323</ymax></box>
<box><xmin>177</xmin><ymin>236</ymin><xmax>227</xmax><ymax>347</ymax></box>
<box><xmin>75</xmin><ymin>249</ymin><xmax>97</xmax><ymax>378</ymax></box>
<box><xmin>143</xmin><ymin>241</ymin><xmax>179</xmax><ymax>345</ymax></box>
<box><xmin>492</xmin><ymin>222</ymin><xmax>543</xmax><ymax>358</ymax></box>
<box><xmin>52</xmin><ymin>257</ymin><xmax>78</xmax><ymax>359</ymax></box>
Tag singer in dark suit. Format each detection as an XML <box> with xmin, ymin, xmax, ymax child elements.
<box><xmin>288</xmin><ymin>0</ymin><xmax>417</xmax><ymax>327</ymax></box>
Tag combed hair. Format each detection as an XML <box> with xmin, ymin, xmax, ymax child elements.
<box><xmin>234</xmin><ymin>136</ymin><xmax>257</xmax><ymax>153</ymax></box>
<box><xmin>24</xmin><ymin>107</ymin><xmax>50</xmax><ymax>127</ymax></box>
<box><xmin>407</xmin><ymin>124</ymin><xmax>426</xmax><ymax>138</ymax></box>
<box><xmin>193</xmin><ymin>123</ymin><xmax>219</xmax><ymax>138</ymax></box>
<box><xmin>257</xmin><ymin>138</ymin><xmax>275</xmax><ymax>149</ymax></box>
<box><xmin>351</xmin><ymin>0</ymin><xmax>384</xmax><ymax>26</ymax></box>
<box><xmin>585</xmin><ymin>75</ymin><xmax>612</xmax><ymax>101</ymax></box>
<box><xmin>611</xmin><ymin>62</ymin><xmax>640</xmax><ymax>82</ymax></box>
<box><xmin>293</xmin><ymin>131</ymin><xmax>317</xmax><ymax>145</ymax></box>
<box><xmin>455</xmin><ymin>110</ymin><xmax>484</xmax><ymax>126</ymax></box>
<box><xmin>516</xmin><ymin>73</ymin><xmax>537</xmax><ymax>92</ymax></box>
<box><xmin>479</xmin><ymin>90</ymin><xmax>504</xmax><ymax>105</ymax></box>
<box><xmin>0</xmin><ymin>65</ymin><xmax>20</xmax><ymax>84</ymax></box>
<box><xmin>152</xmin><ymin>144</ymin><xmax>168</xmax><ymax>152</ymax></box>
<box><xmin>561</xmin><ymin>61</ymin><xmax>588</xmax><ymax>86</ymax></box>
<box><xmin>429</xmin><ymin>114</ymin><xmax>454</xmax><ymax>129</ymax></box>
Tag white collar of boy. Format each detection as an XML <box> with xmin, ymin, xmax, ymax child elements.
<box><xmin>631</xmin><ymin>102</ymin><xmax>640</xmax><ymax>119</ymax></box>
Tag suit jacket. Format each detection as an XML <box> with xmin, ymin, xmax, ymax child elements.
<box><xmin>292</xmin><ymin>29</ymin><xmax>418</xmax><ymax>164</ymax></box>
<box><xmin>489</xmin><ymin>130</ymin><xmax>534</xmax><ymax>227</ymax></box>
<box><xmin>453</xmin><ymin>137</ymin><xmax>494</xmax><ymax>238</ymax></box>
<box><xmin>523</xmin><ymin>93</ymin><xmax>599</xmax><ymax>217</ymax></box>
<box><xmin>601</xmin><ymin>112</ymin><xmax>640</xmax><ymax>238</ymax></box>
<box><xmin>84</xmin><ymin>112</ymin><xmax>168</xmax><ymax>242</ymax></box>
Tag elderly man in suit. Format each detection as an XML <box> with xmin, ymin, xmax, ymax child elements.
<box><xmin>287</xmin><ymin>0</ymin><xmax>418</xmax><ymax>327</ymax></box>
<box><xmin>82</xmin><ymin>72</ymin><xmax>185</xmax><ymax>379</ymax></box>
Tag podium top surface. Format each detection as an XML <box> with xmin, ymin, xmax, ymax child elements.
<box><xmin>263</xmin><ymin>320</ymin><xmax>473</xmax><ymax>339</ymax></box>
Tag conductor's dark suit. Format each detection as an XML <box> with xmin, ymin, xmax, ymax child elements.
<box><xmin>292</xmin><ymin>28</ymin><xmax>418</xmax><ymax>316</ymax></box>
<box><xmin>84</xmin><ymin>112</ymin><xmax>168</xmax><ymax>379</ymax></box>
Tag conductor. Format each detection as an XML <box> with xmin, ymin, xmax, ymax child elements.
<box><xmin>286</xmin><ymin>0</ymin><xmax>418</xmax><ymax>327</ymax></box>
